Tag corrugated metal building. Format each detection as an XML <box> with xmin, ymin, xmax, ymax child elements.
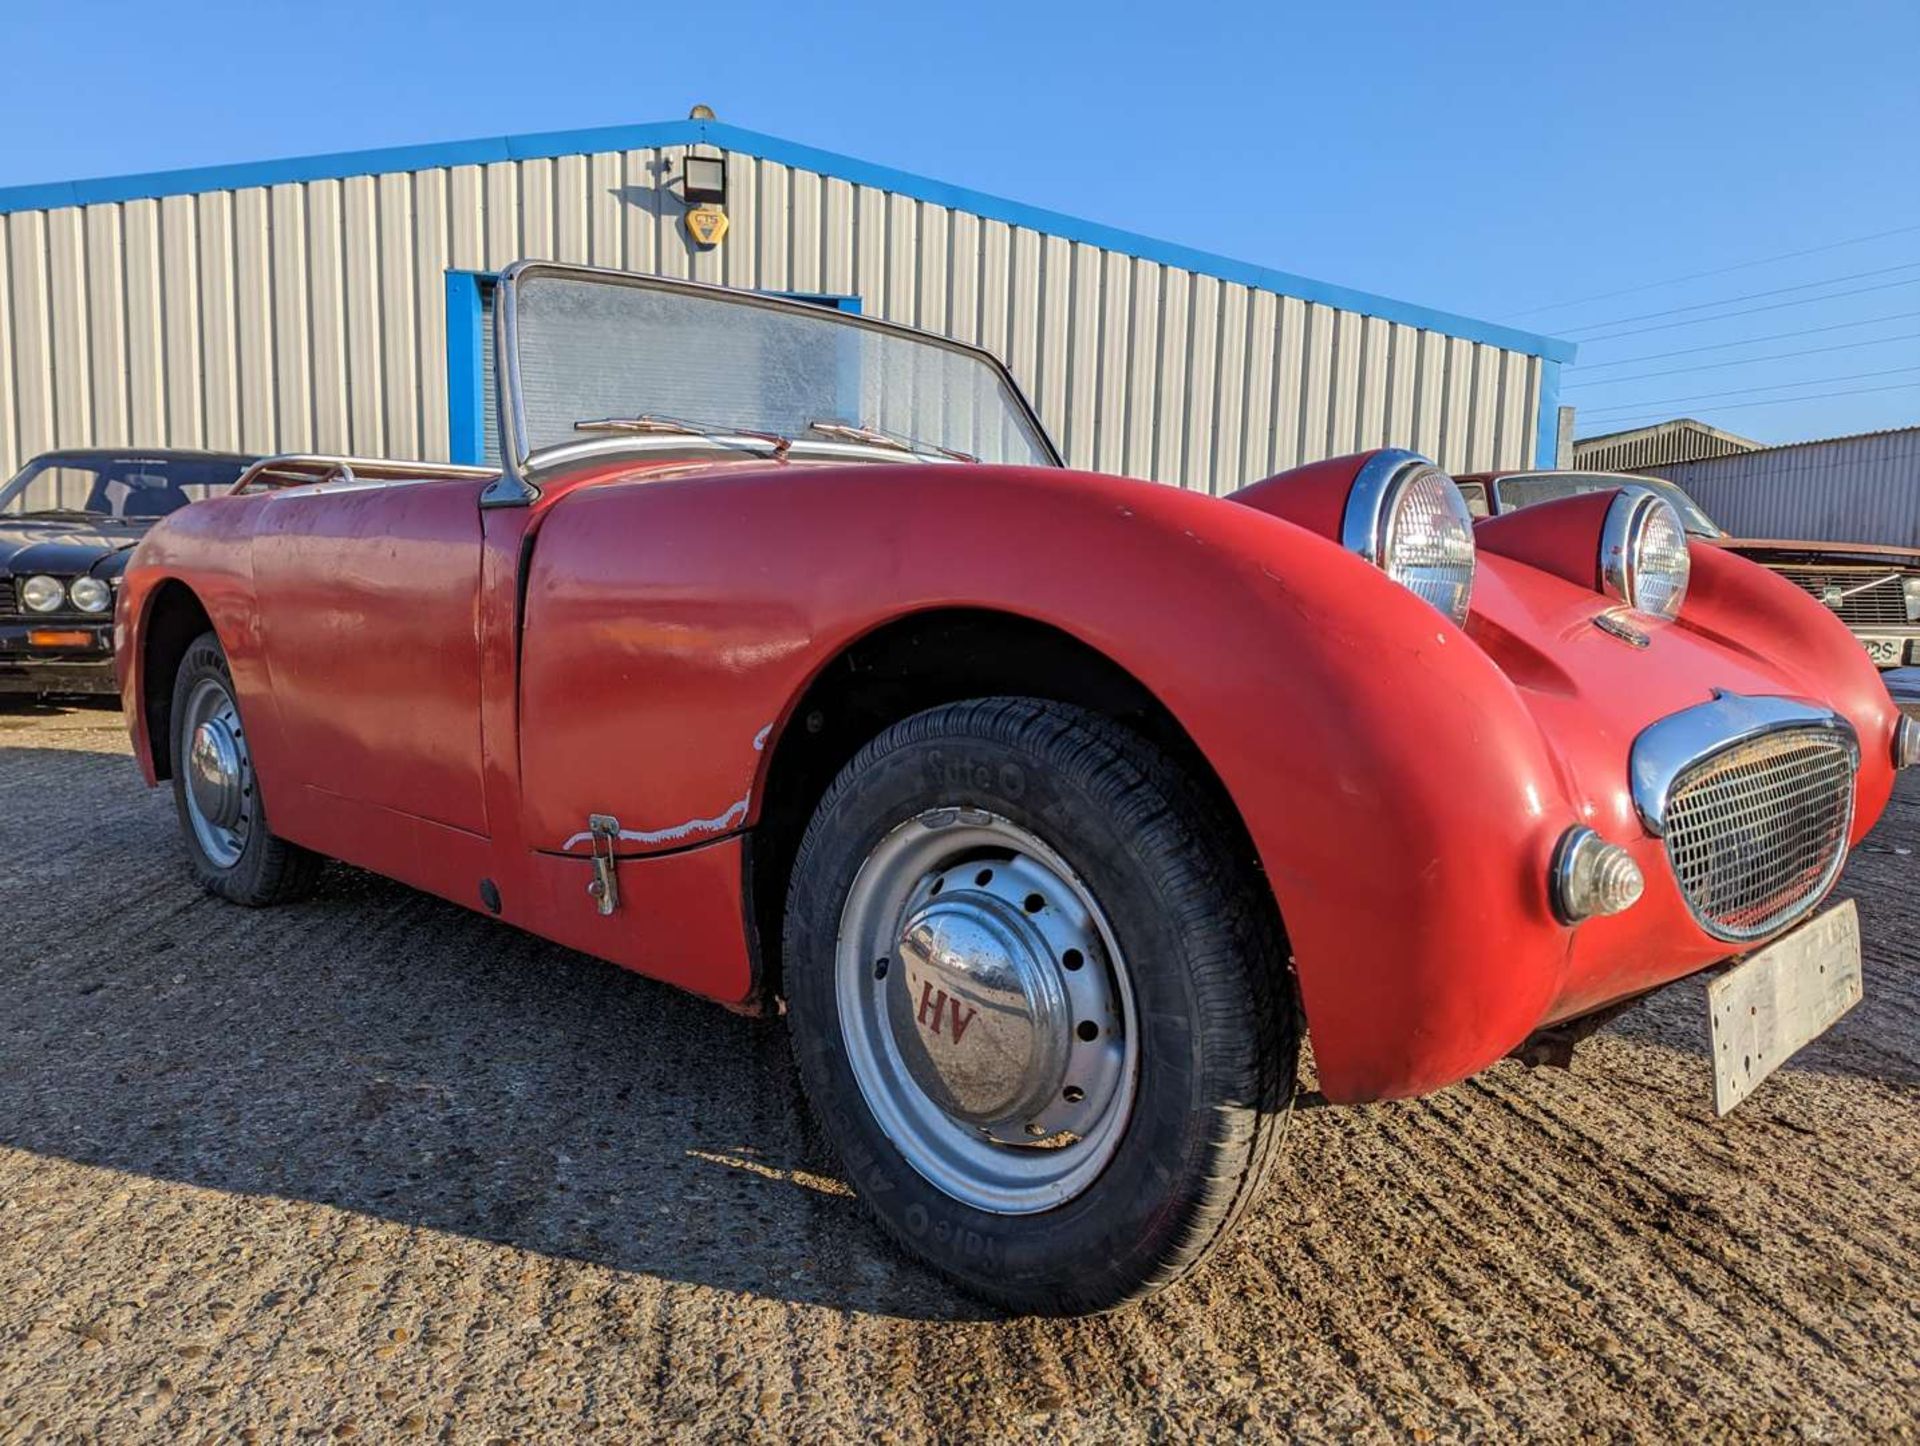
<box><xmin>0</xmin><ymin>117</ymin><xmax>1573</xmax><ymax>494</ymax></box>
<box><xmin>1618</xmin><ymin>425</ymin><xmax>1920</xmax><ymax>547</ymax></box>
<box><xmin>1573</xmin><ymin>417</ymin><xmax>1761</xmax><ymax>472</ymax></box>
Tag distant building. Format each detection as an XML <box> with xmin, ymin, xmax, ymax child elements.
<box><xmin>1593</xmin><ymin>422</ymin><xmax>1920</xmax><ymax>547</ymax></box>
<box><xmin>1572</xmin><ymin>417</ymin><xmax>1762</xmax><ymax>472</ymax></box>
<box><xmin>0</xmin><ymin>116</ymin><xmax>1572</xmax><ymax>493</ymax></box>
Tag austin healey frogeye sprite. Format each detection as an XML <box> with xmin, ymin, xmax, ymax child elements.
<box><xmin>117</xmin><ymin>263</ymin><xmax>1914</xmax><ymax>1314</ymax></box>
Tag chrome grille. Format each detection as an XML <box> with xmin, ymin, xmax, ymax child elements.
<box><xmin>1663</xmin><ymin>728</ymin><xmax>1855</xmax><ymax>942</ymax></box>
<box><xmin>1770</xmin><ymin>567</ymin><xmax>1912</xmax><ymax>628</ymax></box>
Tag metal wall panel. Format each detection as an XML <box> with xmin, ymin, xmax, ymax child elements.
<box><xmin>1628</xmin><ymin>428</ymin><xmax>1920</xmax><ymax>548</ymax></box>
<box><xmin>0</xmin><ymin>143</ymin><xmax>1548</xmax><ymax>489</ymax></box>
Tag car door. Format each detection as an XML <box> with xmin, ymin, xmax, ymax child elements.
<box><xmin>249</xmin><ymin>473</ymin><xmax>490</xmax><ymax>837</ymax></box>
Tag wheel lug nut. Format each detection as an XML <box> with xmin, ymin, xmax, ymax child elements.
<box><xmin>1024</xmin><ymin>1122</ymin><xmax>1045</xmax><ymax>1137</ymax></box>
<box><xmin>1062</xmin><ymin>1085</ymin><xmax>1085</xmax><ymax>1104</ymax></box>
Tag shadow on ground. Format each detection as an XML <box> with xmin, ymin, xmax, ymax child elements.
<box><xmin>0</xmin><ymin>737</ymin><xmax>992</xmax><ymax>1322</ymax></box>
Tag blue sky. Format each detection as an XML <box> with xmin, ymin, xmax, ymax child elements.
<box><xmin>7</xmin><ymin>0</ymin><xmax>1919</xmax><ymax>444</ymax></box>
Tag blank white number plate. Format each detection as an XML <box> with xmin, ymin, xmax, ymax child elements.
<box><xmin>1707</xmin><ymin>899</ymin><xmax>1862</xmax><ymax>1115</ymax></box>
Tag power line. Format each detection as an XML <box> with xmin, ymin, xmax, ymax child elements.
<box><xmin>1564</xmin><ymin>330</ymin><xmax>1920</xmax><ymax>389</ymax></box>
<box><xmin>1578</xmin><ymin>364</ymin><xmax>1920</xmax><ymax>418</ymax></box>
<box><xmin>1559</xmin><ymin>260</ymin><xmax>1920</xmax><ymax>337</ymax></box>
<box><xmin>1504</xmin><ymin>222</ymin><xmax>1920</xmax><ymax>320</ymax></box>
<box><xmin>1573</xmin><ymin>275</ymin><xmax>1920</xmax><ymax>344</ymax></box>
<box><xmin>1570</xmin><ymin>309</ymin><xmax>1920</xmax><ymax>370</ymax></box>
<box><xmin>1574</xmin><ymin>380</ymin><xmax>1920</xmax><ymax>431</ymax></box>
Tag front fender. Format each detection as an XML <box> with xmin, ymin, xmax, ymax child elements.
<box><xmin>518</xmin><ymin>460</ymin><xmax>1581</xmax><ymax>1100</ymax></box>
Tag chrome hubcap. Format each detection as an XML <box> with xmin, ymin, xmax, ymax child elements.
<box><xmin>180</xmin><ymin>676</ymin><xmax>253</xmax><ymax>868</ymax></box>
<box><xmin>189</xmin><ymin>718</ymin><xmax>244</xmax><ymax>831</ymax></box>
<box><xmin>838</xmin><ymin>809</ymin><xmax>1136</xmax><ymax>1214</ymax></box>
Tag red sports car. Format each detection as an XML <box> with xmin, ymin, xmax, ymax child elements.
<box><xmin>117</xmin><ymin>264</ymin><xmax>1914</xmax><ymax>1314</ymax></box>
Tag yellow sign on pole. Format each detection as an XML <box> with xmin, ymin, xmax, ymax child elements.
<box><xmin>686</xmin><ymin>205</ymin><xmax>730</xmax><ymax>247</ymax></box>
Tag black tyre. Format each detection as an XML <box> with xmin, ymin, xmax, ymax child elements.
<box><xmin>168</xmin><ymin>630</ymin><xmax>322</xmax><ymax>906</ymax></box>
<box><xmin>784</xmin><ymin>697</ymin><xmax>1296</xmax><ymax>1314</ymax></box>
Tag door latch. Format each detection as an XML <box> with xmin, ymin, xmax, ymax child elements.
<box><xmin>586</xmin><ymin>814</ymin><xmax>621</xmax><ymax>915</ymax></box>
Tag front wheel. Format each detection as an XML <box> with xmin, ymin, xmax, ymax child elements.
<box><xmin>784</xmin><ymin>697</ymin><xmax>1296</xmax><ymax>1314</ymax></box>
<box><xmin>168</xmin><ymin>631</ymin><xmax>322</xmax><ymax>906</ymax></box>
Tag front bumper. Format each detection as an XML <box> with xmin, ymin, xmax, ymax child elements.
<box><xmin>0</xmin><ymin>619</ymin><xmax>117</xmax><ymax>695</ymax></box>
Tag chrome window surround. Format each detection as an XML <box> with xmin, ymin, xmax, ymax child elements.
<box><xmin>482</xmin><ymin>261</ymin><xmax>1063</xmax><ymax>509</ymax></box>
<box><xmin>1490</xmin><ymin>469</ymin><xmax>1724</xmax><ymax>539</ymax></box>
<box><xmin>1599</xmin><ymin>487</ymin><xmax>1688</xmax><ymax>616</ymax></box>
<box><xmin>1630</xmin><ymin>692</ymin><xmax>1858</xmax><ymax>838</ymax></box>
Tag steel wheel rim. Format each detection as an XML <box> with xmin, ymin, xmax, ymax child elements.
<box><xmin>836</xmin><ymin>808</ymin><xmax>1139</xmax><ymax>1215</ymax></box>
<box><xmin>180</xmin><ymin>674</ymin><xmax>254</xmax><ymax>869</ymax></box>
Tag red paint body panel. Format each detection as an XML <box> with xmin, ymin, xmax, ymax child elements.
<box><xmin>250</xmin><ymin>478</ymin><xmax>491</xmax><ymax>836</ymax></box>
<box><xmin>117</xmin><ymin>449</ymin><xmax>1901</xmax><ymax>1106</ymax></box>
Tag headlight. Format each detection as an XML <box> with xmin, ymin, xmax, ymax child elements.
<box><xmin>1600</xmin><ymin>489</ymin><xmax>1690</xmax><ymax>621</ymax></box>
<box><xmin>20</xmin><ymin>575</ymin><xmax>65</xmax><ymax>613</ymax></box>
<box><xmin>1340</xmin><ymin>450</ymin><xmax>1476</xmax><ymax>626</ymax></box>
<box><xmin>1903</xmin><ymin>574</ymin><xmax>1920</xmax><ymax>624</ymax></box>
<box><xmin>68</xmin><ymin>576</ymin><xmax>111</xmax><ymax>614</ymax></box>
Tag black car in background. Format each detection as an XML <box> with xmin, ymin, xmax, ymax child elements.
<box><xmin>1</xmin><ymin>449</ymin><xmax>257</xmax><ymax>696</ymax></box>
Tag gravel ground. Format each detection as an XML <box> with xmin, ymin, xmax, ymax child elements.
<box><xmin>0</xmin><ymin>700</ymin><xmax>1916</xmax><ymax>1443</ymax></box>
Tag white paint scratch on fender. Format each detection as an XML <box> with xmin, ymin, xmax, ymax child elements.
<box><xmin>558</xmin><ymin>722</ymin><xmax>775</xmax><ymax>851</ymax></box>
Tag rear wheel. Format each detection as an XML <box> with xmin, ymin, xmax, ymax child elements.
<box><xmin>784</xmin><ymin>697</ymin><xmax>1296</xmax><ymax>1314</ymax></box>
<box><xmin>169</xmin><ymin>631</ymin><xmax>321</xmax><ymax>906</ymax></box>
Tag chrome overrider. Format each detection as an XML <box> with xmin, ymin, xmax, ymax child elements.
<box><xmin>1629</xmin><ymin>691</ymin><xmax>1859</xmax><ymax>838</ymax></box>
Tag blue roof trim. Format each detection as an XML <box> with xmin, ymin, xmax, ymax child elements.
<box><xmin>0</xmin><ymin>118</ymin><xmax>1574</xmax><ymax>363</ymax></box>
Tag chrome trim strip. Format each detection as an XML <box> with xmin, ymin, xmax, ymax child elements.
<box><xmin>1629</xmin><ymin>691</ymin><xmax>1860</xmax><ymax>838</ymax></box>
<box><xmin>232</xmin><ymin>453</ymin><xmax>497</xmax><ymax>496</ymax></box>
<box><xmin>480</xmin><ymin>259</ymin><xmax>1064</xmax><ymax>510</ymax></box>
<box><xmin>1338</xmin><ymin>448</ymin><xmax>1433</xmax><ymax>564</ymax></box>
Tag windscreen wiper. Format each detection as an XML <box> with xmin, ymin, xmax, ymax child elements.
<box><xmin>806</xmin><ymin>420</ymin><xmax>976</xmax><ymax>463</ymax></box>
<box><xmin>573</xmin><ymin>414</ymin><xmax>791</xmax><ymax>456</ymax></box>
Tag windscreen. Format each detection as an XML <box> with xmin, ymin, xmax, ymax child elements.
<box><xmin>0</xmin><ymin>454</ymin><xmax>252</xmax><ymax>519</ymax></box>
<box><xmin>508</xmin><ymin>272</ymin><xmax>1056</xmax><ymax>468</ymax></box>
<box><xmin>1495</xmin><ymin>471</ymin><xmax>1723</xmax><ymax>538</ymax></box>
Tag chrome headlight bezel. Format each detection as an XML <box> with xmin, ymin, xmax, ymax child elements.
<box><xmin>20</xmin><ymin>574</ymin><xmax>66</xmax><ymax>614</ymax></box>
<box><xmin>1600</xmin><ymin>488</ymin><xmax>1691</xmax><ymax>621</ymax></box>
<box><xmin>1339</xmin><ymin>449</ymin><xmax>1477</xmax><ymax>627</ymax></box>
<box><xmin>68</xmin><ymin>576</ymin><xmax>112</xmax><ymax>614</ymax></box>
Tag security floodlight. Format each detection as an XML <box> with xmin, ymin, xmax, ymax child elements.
<box><xmin>683</xmin><ymin>155</ymin><xmax>727</xmax><ymax>206</ymax></box>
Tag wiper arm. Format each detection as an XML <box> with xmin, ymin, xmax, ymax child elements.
<box><xmin>573</xmin><ymin>413</ymin><xmax>790</xmax><ymax>456</ymax></box>
<box><xmin>806</xmin><ymin>420</ymin><xmax>976</xmax><ymax>463</ymax></box>
<box><xmin>9</xmin><ymin>508</ymin><xmax>112</xmax><ymax>522</ymax></box>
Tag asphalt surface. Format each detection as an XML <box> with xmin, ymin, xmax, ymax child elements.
<box><xmin>1</xmin><ymin>700</ymin><xmax>1916</xmax><ymax>1442</ymax></box>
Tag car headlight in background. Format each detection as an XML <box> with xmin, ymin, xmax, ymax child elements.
<box><xmin>67</xmin><ymin>576</ymin><xmax>111</xmax><ymax>613</ymax></box>
<box><xmin>20</xmin><ymin>575</ymin><xmax>66</xmax><ymax>613</ymax></box>
<box><xmin>1903</xmin><ymin>574</ymin><xmax>1920</xmax><ymax>624</ymax></box>
<box><xmin>1341</xmin><ymin>450</ymin><xmax>1476</xmax><ymax>627</ymax></box>
<box><xmin>1600</xmin><ymin>489</ymin><xmax>1691</xmax><ymax>621</ymax></box>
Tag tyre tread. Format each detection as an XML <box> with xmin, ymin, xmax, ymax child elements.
<box><xmin>786</xmin><ymin>695</ymin><xmax>1296</xmax><ymax>1314</ymax></box>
